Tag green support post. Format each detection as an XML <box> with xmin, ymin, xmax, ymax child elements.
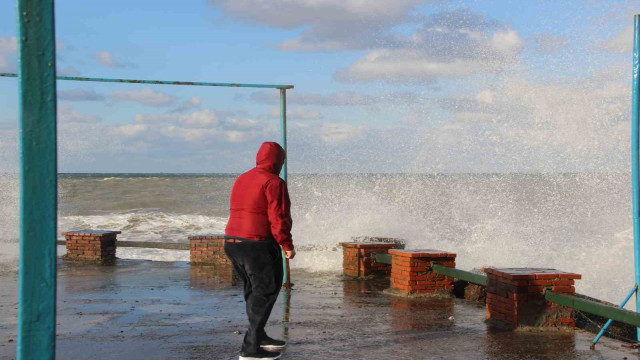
<box><xmin>17</xmin><ymin>0</ymin><xmax>58</xmax><ymax>359</ymax></box>
<box><xmin>279</xmin><ymin>89</ymin><xmax>291</xmax><ymax>288</ymax></box>
<box><xmin>279</xmin><ymin>89</ymin><xmax>288</xmax><ymax>182</ymax></box>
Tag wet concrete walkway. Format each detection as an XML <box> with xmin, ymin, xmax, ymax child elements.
<box><xmin>0</xmin><ymin>259</ymin><xmax>638</xmax><ymax>359</ymax></box>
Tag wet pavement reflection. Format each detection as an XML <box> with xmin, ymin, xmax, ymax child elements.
<box><xmin>189</xmin><ymin>264</ymin><xmax>239</xmax><ymax>290</ymax></box>
<box><xmin>0</xmin><ymin>260</ymin><xmax>637</xmax><ymax>359</ymax></box>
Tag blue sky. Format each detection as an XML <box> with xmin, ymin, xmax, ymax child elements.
<box><xmin>0</xmin><ymin>0</ymin><xmax>638</xmax><ymax>173</ymax></box>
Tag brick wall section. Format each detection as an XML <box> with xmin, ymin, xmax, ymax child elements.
<box><xmin>189</xmin><ymin>234</ymin><xmax>232</xmax><ymax>265</ymax></box>
<box><xmin>484</xmin><ymin>268</ymin><xmax>581</xmax><ymax>330</ymax></box>
<box><xmin>62</xmin><ymin>230</ymin><xmax>120</xmax><ymax>264</ymax></box>
<box><xmin>339</xmin><ymin>242</ymin><xmax>396</xmax><ymax>278</ymax></box>
<box><xmin>389</xmin><ymin>249</ymin><xmax>456</xmax><ymax>296</ymax></box>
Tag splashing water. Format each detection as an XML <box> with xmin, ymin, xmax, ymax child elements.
<box><xmin>1</xmin><ymin>173</ymin><xmax>632</xmax><ymax>306</ymax></box>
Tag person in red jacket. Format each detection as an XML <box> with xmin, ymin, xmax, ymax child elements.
<box><xmin>224</xmin><ymin>142</ymin><xmax>295</xmax><ymax>360</ymax></box>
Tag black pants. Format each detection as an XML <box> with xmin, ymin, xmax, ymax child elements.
<box><xmin>224</xmin><ymin>239</ymin><xmax>283</xmax><ymax>354</ymax></box>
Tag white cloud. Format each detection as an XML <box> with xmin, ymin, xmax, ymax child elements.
<box><xmin>177</xmin><ymin>109</ymin><xmax>219</xmax><ymax>128</ymax></box>
<box><xmin>110</xmin><ymin>88</ymin><xmax>176</xmax><ymax>107</ymax></box>
<box><xmin>475</xmin><ymin>90</ymin><xmax>494</xmax><ymax>104</ymax></box>
<box><xmin>226</xmin><ymin>117</ymin><xmax>258</xmax><ymax>129</ymax></box>
<box><xmin>336</xmin><ymin>50</ymin><xmax>496</xmax><ymax>83</ymax></box>
<box><xmin>490</xmin><ymin>30</ymin><xmax>523</xmax><ymax>57</ymax></box>
<box><xmin>321</xmin><ymin>123</ymin><xmax>366</xmax><ymax>143</ymax></box>
<box><xmin>0</xmin><ymin>37</ymin><xmax>17</xmax><ymax>72</ymax></box>
<box><xmin>597</xmin><ymin>25</ymin><xmax>634</xmax><ymax>54</ymax></box>
<box><xmin>58</xmin><ymin>88</ymin><xmax>105</xmax><ymax>102</ymax></box>
<box><xmin>96</xmin><ymin>51</ymin><xmax>130</xmax><ymax>68</ymax></box>
<box><xmin>159</xmin><ymin>126</ymin><xmax>253</xmax><ymax>143</ymax></box>
<box><xmin>531</xmin><ymin>34</ymin><xmax>568</xmax><ymax>54</ymax></box>
<box><xmin>270</xmin><ymin>107</ymin><xmax>323</xmax><ymax>120</ymax></box>
<box><xmin>251</xmin><ymin>90</ymin><xmax>419</xmax><ymax>106</ymax></box>
<box><xmin>58</xmin><ymin>104</ymin><xmax>101</xmax><ymax>123</ymax></box>
<box><xmin>113</xmin><ymin>124</ymin><xmax>147</xmax><ymax>137</ymax></box>
<box><xmin>223</xmin><ymin>130</ymin><xmax>253</xmax><ymax>143</ymax></box>
<box><xmin>169</xmin><ymin>96</ymin><xmax>203</xmax><ymax>113</ymax></box>
<box><xmin>133</xmin><ymin>113</ymin><xmax>173</xmax><ymax>124</ymax></box>
<box><xmin>335</xmin><ymin>10</ymin><xmax>524</xmax><ymax>83</ymax></box>
<box><xmin>210</xmin><ymin>0</ymin><xmax>427</xmax><ymax>51</ymax></box>
<box><xmin>96</xmin><ymin>51</ymin><xmax>117</xmax><ymax>67</ymax></box>
<box><xmin>57</xmin><ymin>66</ymin><xmax>80</xmax><ymax>76</ymax></box>
<box><xmin>127</xmin><ymin>109</ymin><xmax>262</xmax><ymax>145</ymax></box>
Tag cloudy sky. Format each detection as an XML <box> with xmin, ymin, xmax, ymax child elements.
<box><xmin>0</xmin><ymin>0</ymin><xmax>638</xmax><ymax>173</ymax></box>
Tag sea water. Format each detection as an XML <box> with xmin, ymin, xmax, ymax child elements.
<box><xmin>0</xmin><ymin>172</ymin><xmax>634</xmax><ymax>306</ymax></box>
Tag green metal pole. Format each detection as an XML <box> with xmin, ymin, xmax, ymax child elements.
<box><xmin>632</xmin><ymin>14</ymin><xmax>640</xmax><ymax>342</ymax></box>
<box><xmin>17</xmin><ymin>0</ymin><xmax>58</xmax><ymax>359</ymax></box>
<box><xmin>279</xmin><ymin>89</ymin><xmax>288</xmax><ymax>182</ymax></box>
<box><xmin>279</xmin><ymin>89</ymin><xmax>290</xmax><ymax>288</ymax></box>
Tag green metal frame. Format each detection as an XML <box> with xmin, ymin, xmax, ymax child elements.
<box><xmin>0</xmin><ymin>73</ymin><xmax>293</xmax><ymax>89</ymax></box>
<box><xmin>16</xmin><ymin>1</ymin><xmax>58</xmax><ymax>359</ymax></box>
<box><xmin>432</xmin><ymin>264</ymin><xmax>487</xmax><ymax>286</ymax></box>
<box><xmin>546</xmin><ymin>291</ymin><xmax>640</xmax><ymax>327</ymax></box>
<box><xmin>374</xmin><ymin>253</ymin><xmax>392</xmax><ymax>264</ymax></box>
<box><xmin>7</xmin><ymin>1</ymin><xmax>295</xmax><ymax>357</ymax></box>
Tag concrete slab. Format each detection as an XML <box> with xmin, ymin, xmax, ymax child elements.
<box><xmin>0</xmin><ymin>259</ymin><xmax>638</xmax><ymax>359</ymax></box>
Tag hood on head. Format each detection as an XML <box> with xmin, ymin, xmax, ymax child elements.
<box><xmin>256</xmin><ymin>142</ymin><xmax>286</xmax><ymax>175</ymax></box>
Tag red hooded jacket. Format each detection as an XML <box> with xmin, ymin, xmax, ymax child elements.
<box><xmin>225</xmin><ymin>142</ymin><xmax>294</xmax><ymax>251</ymax></box>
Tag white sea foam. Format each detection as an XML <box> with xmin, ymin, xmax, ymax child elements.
<box><xmin>0</xmin><ymin>174</ymin><xmax>19</xmax><ymax>274</ymax></box>
<box><xmin>1</xmin><ymin>173</ymin><xmax>637</xmax><ymax>308</ymax></box>
<box><xmin>59</xmin><ymin>211</ymin><xmax>228</xmax><ymax>242</ymax></box>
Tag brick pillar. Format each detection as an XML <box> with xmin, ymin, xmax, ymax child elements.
<box><xmin>339</xmin><ymin>242</ymin><xmax>396</xmax><ymax>278</ymax></box>
<box><xmin>388</xmin><ymin>249</ymin><xmax>456</xmax><ymax>296</ymax></box>
<box><xmin>189</xmin><ymin>234</ymin><xmax>232</xmax><ymax>265</ymax></box>
<box><xmin>62</xmin><ymin>230</ymin><xmax>120</xmax><ymax>264</ymax></box>
<box><xmin>484</xmin><ymin>268</ymin><xmax>581</xmax><ymax>330</ymax></box>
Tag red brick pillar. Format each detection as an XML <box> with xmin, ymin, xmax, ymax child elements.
<box><xmin>62</xmin><ymin>230</ymin><xmax>120</xmax><ymax>264</ymax></box>
<box><xmin>189</xmin><ymin>235</ymin><xmax>232</xmax><ymax>265</ymax></box>
<box><xmin>339</xmin><ymin>242</ymin><xmax>396</xmax><ymax>278</ymax></box>
<box><xmin>484</xmin><ymin>268</ymin><xmax>581</xmax><ymax>329</ymax></box>
<box><xmin>388</xmin><ymin>249</ymin><xmax>456</xmax><ymax>296</ymax></box>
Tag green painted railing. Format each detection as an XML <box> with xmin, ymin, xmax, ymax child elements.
<box><xmin>432</xmin><ymin>264</ymin><xmax>487</xmax><ymax>286</ymax></box>
<box><xmin>374</xmin><ymin>253</ymin><xmax>392</xmax><ymax>264</ymax></box>
<box><xmin>0</xmin><ymin>72</ymin><xmax>294</xmax><ymax>89</ymax></box>
<box><xmin>545</xmin><ymin>291</ymin><xmax>640</xmax><ymax>327</ymax></box>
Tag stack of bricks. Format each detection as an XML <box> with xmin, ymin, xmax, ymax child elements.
<box><xmin>339</xmin><ymin>242</ymin><xmax>396</xmax><ymax>278</ymax></box>
<box><xmin>389</xmin><ymin>249</ymin><xmax>456</xmax><ymax>296</ymax></box>
<box><xmin>484</xmin><ymin>268</ymin><xmax>581</xmax><ymax>329</ymax></box>
<box><xmin>189</xmin><ymin>234</ymin><xmax>232</xmax><ymax>265</ymax></box>
<box><xmin>62</xmin><ymin>230</ymin><xmax>120</xmax><ymax>264</ymax></box>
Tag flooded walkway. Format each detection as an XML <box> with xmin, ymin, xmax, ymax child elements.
<box><xmin>0</xmin><ymin>260</ymin><xmax>637</xmax><ymax>359</ymax></box>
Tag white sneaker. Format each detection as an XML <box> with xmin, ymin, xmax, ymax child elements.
<box><xmin>239</xmin><ymin>349</ymin><xmax>281</xmax><ymax>360</ymax></box>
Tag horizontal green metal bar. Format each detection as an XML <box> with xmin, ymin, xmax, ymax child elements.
<box><xmin>56</xmin><ymin>240</ymin><xmax>189</xmax><ymax>250</ymax></box>
<box><xmin>545</xmin><ymin>291</ymin><xmax>640</xmax><ymax>327</ymax></box>
<box><xmin>0</xmin><ymin>72</ymin><xmax>294</xmax><ymax>89</ymax></box>
<box><xmin>432</xmin><ymin>264</ymin><xmax>487</xmax><ymax>286</ymax></box>
<box><xmin>375</xmin><ymin>253</ymin><xmax>392</xmax><ymax>265</ymax></box>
